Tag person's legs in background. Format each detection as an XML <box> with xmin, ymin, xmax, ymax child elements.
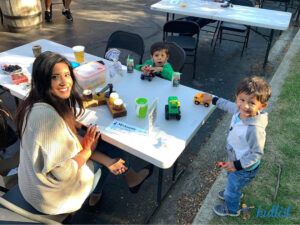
<box><xmin>62</xmin><ymin>0</ymin><xmax>73</xmax><ymax>22</ymax></box>
<box><xmin>44</xmin><ymin>0</ymin><xmax>52</xmax><ymax>22</ymax></box>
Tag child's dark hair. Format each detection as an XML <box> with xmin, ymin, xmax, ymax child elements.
<box><xmin>236</xmin><ymin>77</ymin><xmax>271</xmax><ymax>104</ymax></box>
<box><xmin>150</xmin><ymin>42</ymin><xmax>169</xmax><ymax>56</ymax></box>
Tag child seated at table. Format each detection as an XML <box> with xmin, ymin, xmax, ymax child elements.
<box><xmin>136</xmin><ymin>42</ymin><xmax>174</xmax><ymax>81</ymax></box>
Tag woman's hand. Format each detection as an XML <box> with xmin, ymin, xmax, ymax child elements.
<box><xmin>107</xmin><ymin>158</ymin><xmax>128</xmax><ymax>175</ymax></box>
<box><xmin>82</xmin><ymin>125</ymin><xmax>100</xmax><ymax>152</ymax></box>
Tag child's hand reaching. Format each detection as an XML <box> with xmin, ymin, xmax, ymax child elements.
<box><xmin>150</xmin><ymin>67</ymin><xmax>163</xmax><ymax>73</ymax></box>
<box><xmin>223</xmin><ymin>161</ymin><xmax>236</xmax><ymax>172</ymax></box>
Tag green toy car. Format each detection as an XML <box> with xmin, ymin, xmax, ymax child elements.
<box><xmin>165</xmin><ymin>96</ymin><xmax>181</xmax><ymax>120</ymax></box>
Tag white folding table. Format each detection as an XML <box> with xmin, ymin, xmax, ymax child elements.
<box><xmin>0</xmin><ymin>39</ymin><xmax>215</xmax><ymax>207</ymax></box>
<box><xmin>151</xmin><ymin>0</ymin><xmax>292</xmax><ymax>67</ymax></box>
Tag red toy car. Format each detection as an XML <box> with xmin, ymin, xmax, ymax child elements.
<box><xmin>141</xmin><ymin>65</ymin><xmax>155</xmax><ymax>81</ymax></box>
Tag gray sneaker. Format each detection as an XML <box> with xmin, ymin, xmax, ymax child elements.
<box><xmin>218</xmin><ymin>190</ymin><xmax>244</xmax><ymax>200</ymax></box>
<box><xmin>213</xmin><ymin>204</ymin><xmax>240</xmax><ymax>217</ymax></box>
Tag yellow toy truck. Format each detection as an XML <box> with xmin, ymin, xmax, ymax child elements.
<box><xmin>193</xmin><ymin>93</ymin><xmax>211</xmax><ymax>107</ymax></box>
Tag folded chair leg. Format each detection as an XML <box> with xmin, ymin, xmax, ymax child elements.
<box><xmin>245</xmin><ymin>28</ymin><xmax>250</xmax><ymax>48</ymax></box>
<box><xmin>241</xmin><ymin>27</ymin><xmax>251</xmax><ymax>56</ymax></box>
<box><xmin>192</xmin><ymin>51</ymin><xmax>197</xmax><ymax>79</ymax></box>
<box><xmin>241</xmin><ymin>34</ymin><xmax>248</xmax><ymax>56</ymax></box>
<box><xmin>211</xmin><ymin>21</ymin><xmax>220</xmax><ymax>46</ymax></box>
<box><xmin>241</xmin><ymin>43</ymin><xmax>246</xmax><ymax>57</ymax></box>
<box><xmin>213</xmin><ymin>27</ymin><xmax>221</xmax><ymax>52</ymax></box>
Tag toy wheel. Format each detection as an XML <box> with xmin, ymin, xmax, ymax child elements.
<box><xmin>141</xmin><ymin>75</ymin><xmax>145</xmax><ymax>80</ymax></box>
<box><xmin>149</xmin><ymin>77</ymin><xmax>152</xmax><ymax>81</ymax></box>
<box><xmin>195</xmin><ymin>101</ymin><xmax>200</xmax><ymax>105</ymax></box>
<box><xmin>176</xmin><ymin>114</ymin><xmax>181</xmax><ymax>120</ymax></box>
<box><xmin>204</xmin><ymin>103</ymin><xmax>209</xmax><ymax>107</ymax></box>
<box><xmin>166</xmin><ymin>114</ymin><xmax>170</xmax><ymax>120</ymax></box>
<box><xmin>165</xmin><ymin>105</ymin><xmax>169</xmax><ymax>120</ymax></box>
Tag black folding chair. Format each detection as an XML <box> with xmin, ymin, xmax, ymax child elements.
<box><xmin>0</xmin><ymin>184</ymin><xmax>71</xmax><ymax>224</ymax></box>
<box><xmin>0</xmin><ymin>100</ymin><xmax>18</xmax><ymax>156</ymax></box>
<box><xmin>177</xmin><ymin>16</ymin><xmax>218</xmax><ymax>46</ymax></box>
<box><xmin>213</xmin><ymin>0</ymin><xmax>255</xmax><ymax>56</ymax></box>
<box><xmin>261</xmin><ymin>0</ymin><xmax>290</xmax><ymax>11</ymax></box>
<box><xmin>104</xmin><ymin>30</ymin><xmax>145</xmax><ymax>65</ymax></box>
<box><xmin>163</xmin><ymin>20</ymin><xmax>200</xmax><ymax>79</ymax></box>
<box><xmin>165</xmin><ymin>42</ymin><xmax>186</xmax><ymax>73</ymax></box>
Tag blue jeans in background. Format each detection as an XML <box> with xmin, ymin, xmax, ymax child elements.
<box><xmin>224</xmin><ymin>167</ymin><xmax>259</xmax><ymax>212</ymax></box>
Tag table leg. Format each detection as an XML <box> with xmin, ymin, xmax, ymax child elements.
<box><xmin>296</xmin><ymin>6</ymin><xmax>300</xmax><ymax>24</ymax></box>
<box><xmin>145</xmin><ymin>164</ymin><xmax>185</xmax><ymax>223</ymax></box>
<box><xmin>14</xmin><ymin>96</ymin><xmax>19</xmax><ymax>106</ymax></box>
<box><xmin>157</xmin><ymin>168</ymin><xmax>163</xmax><ymax>204</ymax></box>
<box><xmin>172</xmin><ymin>160</ymin><xmax>178</xmax><ymax>181</ymax></box>
<box><xmin>263</xmin><ymin>29</ymin><xmax>274</xmax><ymax>68</ymax></box>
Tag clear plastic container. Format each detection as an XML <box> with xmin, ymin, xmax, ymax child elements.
<box><xmin>73</xmin><ymin>61</ymin><xmax>107</xmax><ymax>90</ymax></box>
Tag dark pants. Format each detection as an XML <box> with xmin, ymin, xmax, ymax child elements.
<box><xmin>185</xmin><ymin>16</ymin><xmax>213</xmax><ymax>28</ymax></box>
<box><xmin>92</xmin><ymin>138</ymin><xmax>130</xmax><ymax>195</ymax></box>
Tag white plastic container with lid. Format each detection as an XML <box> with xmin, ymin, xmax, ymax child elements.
<box><xmin>73</xmin><ymin>61</ymin><xmax>107</xmax><ymax>90</ymax></box>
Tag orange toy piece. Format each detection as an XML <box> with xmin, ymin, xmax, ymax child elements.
<box><xmin>218</xmin><ymin>162</ymin><xmax>228</xmax><ymax>167</ymax></box>
<box><xmin>193</xmin><ymin>93</ymin><xmax>211</xmax><ymax>107</ymax></box>
<box><xmin>141</xmin><ymin>65</ymin><xmax>155</xmax><ymax>81</ymax></box>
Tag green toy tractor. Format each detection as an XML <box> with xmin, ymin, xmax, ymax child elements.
<box><xmin>165</xmin><ymin>96</ymin><xmax>181</xmax><ymax>120</ymax></box>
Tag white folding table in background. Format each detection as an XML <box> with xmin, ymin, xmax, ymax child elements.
<box><xmin>151</xmin><ymin>0</ymin><xmax>292</xmax><ymax>67</ymax></box>
<box><xmin>0</xmin><ymin>39</ymin><xmax>215</xmax><ymax>212</ymax></box>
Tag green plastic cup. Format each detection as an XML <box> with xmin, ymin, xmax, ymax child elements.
<box><xmin>135</xmin><ymin>97</ymin><xmax>148</xmax><ymax>118</ymax></box>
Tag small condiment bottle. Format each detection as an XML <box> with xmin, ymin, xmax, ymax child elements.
<box><xmin>127</xmin><ymin>57</ymin><xmax>134</xmax><ymax>73</ymax></box>
<box><xmin>172</xmin><ymin>72</ymin><xmax>181</xmax><ymax>87</ymax></box>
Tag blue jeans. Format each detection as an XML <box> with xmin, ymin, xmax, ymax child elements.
<box><xmin>224</xmin><ymin>167</ymin><xmax>259</xmax><ymax>212</ymax></box>
<box><xmin>92</xmin><ymin>139</ymin><xmax>130</xmax><ymax>196</ymax></box>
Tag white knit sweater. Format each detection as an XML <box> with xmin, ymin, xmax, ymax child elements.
<box><xmin>19</xmin><ymin>103</ymin><xmax>94</xmax><ymax>215</ymax></box>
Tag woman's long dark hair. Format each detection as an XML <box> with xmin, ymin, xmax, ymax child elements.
<box><xmin>15</xmin><ymin>51</ymin><xmax>84</xmax><ymax>139</ymax></box>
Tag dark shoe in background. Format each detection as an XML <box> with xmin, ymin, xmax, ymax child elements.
<box><xmin>45</xmin><ymin>11</ymin><xmax>52</xmax><ymax>23</ymax></box>
<box><xmin>62</xmin><ymin>9</ymin><xmax>73</xmax><ymax>22</ymax></box>
<box><xmin>129</xmin><ymin>164</ymin><xmax>154</xmax><ymax>194</ymax></box>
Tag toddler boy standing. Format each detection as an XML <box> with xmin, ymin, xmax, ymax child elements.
<box><xmin>203</xmin><ymin>77</ymin><xmax>271</xmax><ymax>217</ymax></box>
<box><xmin>136</xmin><ymin>42</ymin><xmax>174</xmax><ymax>81</ymax></box>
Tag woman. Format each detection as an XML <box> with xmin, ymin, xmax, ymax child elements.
<box><xmin>16</xmin><ymin>51</ymin><xmax>152</xmax><ymax>215</ymax></box>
